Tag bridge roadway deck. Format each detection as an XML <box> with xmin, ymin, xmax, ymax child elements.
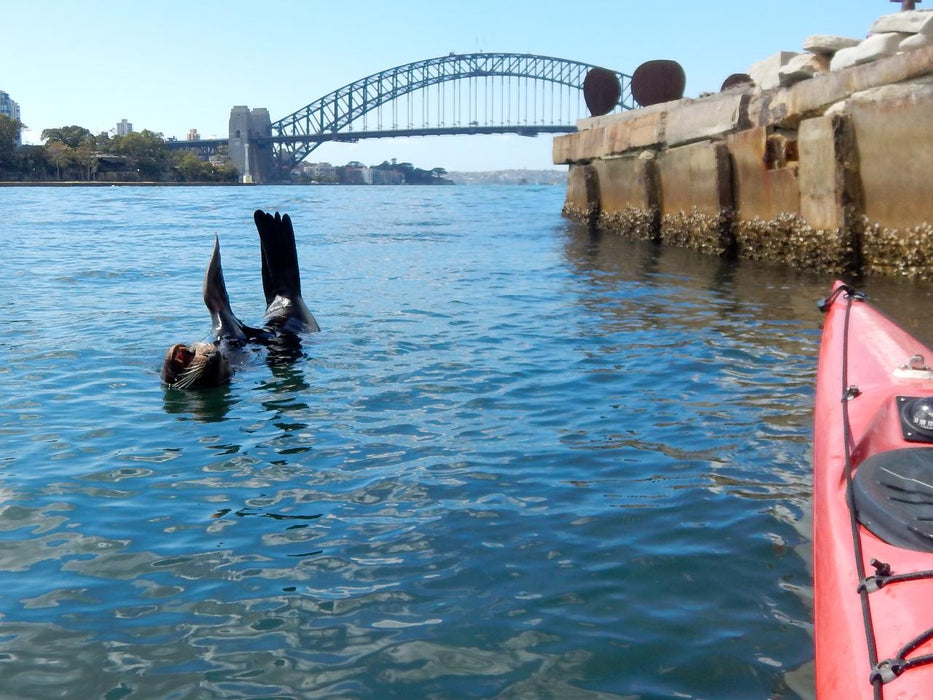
<box><xmin>166</xmin><ymin>124</ymin><xmax>576</xmax><ymax>152</ymax></box>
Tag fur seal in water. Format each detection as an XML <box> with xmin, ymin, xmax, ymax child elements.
<box><xmin>161</xmin><ymin>210</ymin><xmax>319</xmax><ymax>390</ymax></box>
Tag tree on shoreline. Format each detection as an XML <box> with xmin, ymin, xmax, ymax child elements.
<box><xmin>1</xmin><ymin>120</ymin><xmax>238</xmax><ymax>183</ymax></box>
<box><xmin>46</xmin><ymin>141</ymin><xmax>72</xmax><ymax>180</ymax></box>
<box><xmin>75</xmin><ymin>139</ymin><xmax>98</xmax><ymax>180</ymax></box>
<box><xmin>0</xmin><ymin>115</ymin><xmax>23</xmax><ymax>170</ymax></box>
<box><xmin>41</xmin><ymin>126</ymin><xmax>93</xmax><ymax>149</ymax></box>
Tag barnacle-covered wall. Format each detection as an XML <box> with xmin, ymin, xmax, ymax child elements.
<box><xmin>555</xmin><ymin>19</ymin><xmax>933</xmax><ymax>279</ymax></box>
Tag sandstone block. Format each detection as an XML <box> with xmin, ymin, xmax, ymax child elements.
<box><xmin>664</xmin><ymin>92</ymin><xmax>748</xmax><ymax>146</ymax></box>
<box><xmin>603</xmin><ymin>110</ymin><xmax>665</xmax><ymax>154</ymax></box>
<box><xmin>803</xmin><ymin>35</ymin><xmax>860</xmax><ymax>55</ymax></box>
<box><xmin>575</xmin><ymin>101</ymin><xmax>669</xmax><ymax>132</ymax></box>
<box><xmin>656</xmin><ymin>141</ymin><xmax>731</xmax><ymax>218</ymax></box>
<box><xmin>553</xmin><ymin>131</ymin><xmax>585</xmax><ymax>164</ymax></box>
<box><xmin>563</xmin><ymin>164</ymin><xmax>602</xmax><ymax>227</ymax></box>
<box><xmin>901</xmin><ymin>32</ymin><xmax>933</xmax><ymax>51</ymax></box>
<box><xmin>798</xmin><ymin>116</ymin><xmax>847</xmax><ymax>230</ymax></box>
<box><xmin>778</xmin><ymin>53</ymin><xmax>830</xmax><ymax>86</ymax></box>
<box><xmin>655</xmin><ymin>142</ymin><xmax>734</xmax><ymax>255</ymax></box>
<box><xmin>584</xmin><ymin>127</ymin><xmax>609</xmax><ymax>161</ymax></box>
<box><xmin>564</xmin><ymin>164</ymin><xmax>593</xmax><ymax>212</ymax></box>
<box><xmin>748</xmin><ymin>51</ymin><xmax>799</xmax><ymax>90</ymax></box>
<box><xmin>552</xmin><ymin>128</ymin><xmax>606</xmax><ymax>164</ymax></box>
<box><xmin>552</xmin><ymin>133</ymin><xmax>574</xmax><ymax>164</ymax></box>
<box><xmin>726</xmin><ymin>127</ymin><xmax>800</xmax><ymax>221</ymax></box>
<box><xmin>848</xmin><ymin>76</ymin><xmax>933</xmax><ymax>230</ymax></box>
<box><xmin>593</xmin><ymin>152</ymin><xmax>658</xmax><ymax>214</ymax></box>
<box><xmin>870</xmin><ymin>10</ymin><xmax>933</xmax><ymax>35</ymax></box>
<box><xmin>560</xmin><ymin>104</ymin><xmax>671</xmax><ymax>162</ymax></box>
<box><xmin>831</xmin><ymin>33</ymin><xmax>907</xmax><ymax>71</ymax></box>
<box><xmin>749</xmin><ymin>45</ymin><xmax>933</xmax><ymax>129</ymax></box>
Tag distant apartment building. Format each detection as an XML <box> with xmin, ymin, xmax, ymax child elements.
<box><xmin>342</xmin><ymin>161</ymin><xmax>372</xmax><ymax>185</ymax></box>
<box><xmin>187</xmin><ymin>128</ymin><xmax>199</xmax><ymax>141</ymax></box>
<box><xmin>305</xmin><ymin>162</ymin><xmax>336</xmax><ymax>181</ymax></box>
<box><xmin>1</xmin><ymin>90</ymin><xmax>21</xmax><ymax>146</ymax></box>
<box><xmin>116</xmin><ymin>119</ymin><xmax>133</xmax><ymax>136</ymax></box>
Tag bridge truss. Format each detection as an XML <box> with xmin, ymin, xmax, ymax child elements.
<box><xmin>271</xmin><ymin>52</ymin><xmax>632</xmax><ymax>170</ymax></box>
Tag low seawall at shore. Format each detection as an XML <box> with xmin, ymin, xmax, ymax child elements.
<box><xmin>556</xmin><ymin>20</ymin><xmax>933</xmax><ymax>279</ymax></box>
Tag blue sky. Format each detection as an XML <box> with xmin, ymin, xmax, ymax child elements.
<box><xmin>5</xmin><ymin>1</ymin><xmax>889</xmax><ymax>171</ymax></box>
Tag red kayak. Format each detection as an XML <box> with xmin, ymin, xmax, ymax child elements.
<box><xmin>815</xmin><ymin>281</ymin><xmax>933</xmax><ymax>699</ymax></box>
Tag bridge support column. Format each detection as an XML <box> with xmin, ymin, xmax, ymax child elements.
<box><xmin>228</xmin><ymin>106</ymin><xmax>274</xmax><ymax>183</ymax></box>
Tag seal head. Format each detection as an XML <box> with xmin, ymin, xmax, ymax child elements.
<box><xmin>161</xmin><ymin>341</ymin><xmax>232</xmax><ymax>390</ymax></box>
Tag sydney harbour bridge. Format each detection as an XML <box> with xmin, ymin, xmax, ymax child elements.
<box><xmin>167</xmin><ymin>52</ymin><xmax>632</xmax><ymax>183</ymax></box>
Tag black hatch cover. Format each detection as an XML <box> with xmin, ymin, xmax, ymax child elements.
<box><xmin>853</xmin><ymin>448</ymin><xmax>933</xmax><ymax>552</ymax></box>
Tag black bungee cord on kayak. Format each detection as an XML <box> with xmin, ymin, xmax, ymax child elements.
<box><xmin>817</xmin><ymin>283</ymin><xmax>863</xmax><ymax>313</ymax></box>
<box><xmin>870</xmin><ymin>628</ymin><xmax>933</xmax><ymax>686</ymax></box>
<box><xmin>828</xmin><ymin>284</ymin><xmax>883</xmax><ymax>698</ymax></box>
<box><xmin>825</xmin><ymin>284</ymin><xmax>933</xmax><ymax>696</ymax></box>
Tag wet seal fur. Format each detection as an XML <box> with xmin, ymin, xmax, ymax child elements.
<box><xmin>161</xmin><ymin>210</ymin><xmax>319</xmax><ymax>390</ymax></box>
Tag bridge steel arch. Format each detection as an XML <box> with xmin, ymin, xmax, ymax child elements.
<box><xmin>271</xmin><ymin>52</ymin><xmax>632</xmax><ymax>170</ymax></box>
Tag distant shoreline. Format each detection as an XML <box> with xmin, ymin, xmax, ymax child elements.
<box><xmin>0</xmin><ymin>181</ymin><xmax>255</xmax><ymax>187</ymax></box>
<box><xmin>0</xmin><ymin>179</ymin><xmax>565</xmax><ymax>187</ymax></box>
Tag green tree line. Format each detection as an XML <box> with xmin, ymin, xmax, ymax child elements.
<box><xmin>0</xmin><ymin>116</ymin><xmax>239</xmax><ymax>183</ymax></box>
<box><xmin>372</xmin><ymin>160</ymin><xmax>449</xmax><ymax>184</ymax></box>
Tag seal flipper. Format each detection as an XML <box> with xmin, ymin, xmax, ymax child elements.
<box><xmin>203</xmin><ymin>235</ymin><xmax>263</xmax><ymax>342</ymax></box>
<box><xmin>253</xmin><ymin>210</ymin><xmax>320</xmax><ymax>332</ymax></box>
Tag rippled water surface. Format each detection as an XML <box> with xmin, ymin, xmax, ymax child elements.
<box><xmin>3</xmin><ymin>184</ymin><xmax>933</xmax><ymax>699</ymax></box>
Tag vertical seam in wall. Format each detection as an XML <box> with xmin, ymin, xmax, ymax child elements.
<box><xmin>584</xmin><ymin>164</ymin><xmax>601</xmax><ymax>230</ymax></box>
<box><xmin>835</xmin><ymin>113</ymin><xmax>864</xmax><ymax>275</ymax></box>
<box><xmin>644</xmin><ymin>153</ymin><xmax>662</xmax><ymax>242</ymax></box>
<box><xmin>715</xmin><ymin>142</ymin><xmax>738</xmax><ymax>258</ymax></box>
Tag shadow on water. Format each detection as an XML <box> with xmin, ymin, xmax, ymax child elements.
<box><xmin>162</xmin><ymin>383</ymin><xmax>236</xmax><ymax>422</ymax></box>
<box><xmin>562</xmin><ymin>221</ymin><xmax>933</xmax><ymax>342</ymax></box>
<box><xmin>563</xmin><ymin>222</ymin><xmax>826</xmax><ymax>312</ymax></box>
<box><xmin>265</xmin><ymin>333</ymin><xmax>308</xmax><ymax>369</ymax></box>
<box><xmin>260</xmin><ymin>348</ymin><xmax>312</xmax><ymax>426</ymax></box>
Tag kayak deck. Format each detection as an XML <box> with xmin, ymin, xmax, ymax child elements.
<box><xmin>814</xmin><ymin>282</ymin><xmax>933</xmax><ymax>699</ymax></box>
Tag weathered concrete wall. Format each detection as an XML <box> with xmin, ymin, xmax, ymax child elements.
<box><xmin>563</xmin><ymin>164</ymin><xmax>600</xmax><ymax>226</ymax></box>
<box><xmin>656</xmin><ymin>141</ymin><xmax>733</xmax><ymax>254</ymax></box>
<box><xmin>726</xmin><ymin>126</ymin><xmax>799</xmax><ymax>221</ymax></box>
<box><xmin>592</xmin><ymin>154</ymin><xmax>659</xmax><ymax>240</ymax></box>
<box><xmin>798</xmin><ymin>116</ymin><xmax>847</xmax><ymax>231</ymax></box>
<box><xmin>849</xmin><ymin>78</ymin><xmax>933</xmax><ymax>230</ymax></box>
<box><xmin>850</xmin><ymin>77</ymin><xmax>933</xmax><ymax>276</ymax></box>
<box><xmin>556</xmin><ymin>39</ymin><xmax>933</xmax><ymax>278</ymax></box>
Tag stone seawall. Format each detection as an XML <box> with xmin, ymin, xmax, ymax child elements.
<box><xmin>555</xmin><ymin>39</ymin><xmax>933</xmax><ymax>278</ymax></box>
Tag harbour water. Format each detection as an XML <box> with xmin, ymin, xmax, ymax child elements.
<box><xmin>2</xmin><ymin>184</ymin><xmax>933</xmax><ymax>699</ymax></box>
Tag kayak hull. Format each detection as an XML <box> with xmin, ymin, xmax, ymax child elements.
<box><xmin>814</xmin><ymin>282</ymin><xmax>933</xmax><ymax>699</ymax></box>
